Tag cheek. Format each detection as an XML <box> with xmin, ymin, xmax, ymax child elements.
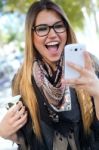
<box><xmin>59</xmin><ymin>32</ymin><xmax>67</xmax><ymax>49</ymax></box>
<box><xmin>33</xmin><ymin>35</ymin><xmax>40</xmax><ymax>49</ymax></box>
<box><xmin>63</xmin><ymin>32</ymin><xmax>67</xmax><ymax>45</ymax></box>
<box><xmin>33</xmin><ymin>36</ymin><xmax>43</xmax><ymax>54</ymax></box>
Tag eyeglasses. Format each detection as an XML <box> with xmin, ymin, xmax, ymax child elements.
<box><xmin>32</xmin><ymin>21</ymin><xmax>66</xmax><ymax>37</ymax></box>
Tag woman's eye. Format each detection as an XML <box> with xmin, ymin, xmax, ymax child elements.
<box><xmin>55</xmin><ymin>24</ymin><xmax>64</xmax><ymax>29</ymax></box>
<box><xmin>37</xmin><ymin>26</ymin><xmax>47</xmax><ymax>32</ymax></box>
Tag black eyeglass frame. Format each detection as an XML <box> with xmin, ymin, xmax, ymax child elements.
<box><xmin>32</xmin><ymin>21</ymin><xmax>67</xmax><ymax>37</ymax></box>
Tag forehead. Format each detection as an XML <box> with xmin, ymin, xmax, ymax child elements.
<box><xmin>35</xmin><ymin>9</ymin><xmax>62</xmax><ymax>25</ymax></box>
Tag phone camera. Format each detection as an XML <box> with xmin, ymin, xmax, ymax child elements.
<box><xmin>75</xmin><ymin>48</ymin><xmax>77</xmax><ymax>51</ymax></box>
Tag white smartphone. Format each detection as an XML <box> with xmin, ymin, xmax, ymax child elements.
<box><xmin>0</xmin><ymin>95</ymin><xmax>21</xmax><ymax>109</ymax></box>
<box><xmin>64</xmin><ymin>43</ymin><xmax>86</xmax><ymax>79</ymax></box>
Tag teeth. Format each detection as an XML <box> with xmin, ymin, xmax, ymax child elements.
<box><xmin>46</xmin><ymin>42</ymin><xmax>59</xmax><ymax>46</ymax></box>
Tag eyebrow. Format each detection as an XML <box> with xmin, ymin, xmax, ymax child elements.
<box><xmin>34</xmin><ymin>20</ymin><xmax>63</xmax><ymax>27</ymax></box>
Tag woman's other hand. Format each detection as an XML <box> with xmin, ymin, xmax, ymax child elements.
<box><xmin>0</xmin><ymin>101</ymin><xmax>27</xmax><ymax>140</ymax></box>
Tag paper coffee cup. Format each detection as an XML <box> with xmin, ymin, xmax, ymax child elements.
<box><xmin>0</xmin><ymin>95</ymin><xmax>21</xmax><ymax>109</ymax></box>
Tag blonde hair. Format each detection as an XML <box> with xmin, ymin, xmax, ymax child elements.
<box><xmin>12</xmin><ymin>0</ymin><xmax>93</xmax><ymax>139</ymax></box>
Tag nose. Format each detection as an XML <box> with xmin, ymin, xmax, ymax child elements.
<box><xmin>47</xmin><ymin>28</ymin><xmax>58</xmax><ymax>38</ymax></box>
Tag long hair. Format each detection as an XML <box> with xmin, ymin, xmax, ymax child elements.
<box><xmin>12</xmin><ymin>0</ymin><xmax>93</xmax><ymax>139</ymax></box>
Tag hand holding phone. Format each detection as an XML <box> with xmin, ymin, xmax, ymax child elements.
<box><xmin>64</xmin><ymin>43</ymin><xmax>86</xmax><ymax>79</ymax></box>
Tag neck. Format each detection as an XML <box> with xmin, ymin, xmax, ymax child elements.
<box><xmin>43</xmin><ymin>59</ymin><xmax>57</xmax><ymax>71</ymax></box>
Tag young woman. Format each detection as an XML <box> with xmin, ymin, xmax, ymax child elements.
<box><xmin>3</xmin><ymin>0</ymin><xmax>99</xmax><ymax>149</ymax></box>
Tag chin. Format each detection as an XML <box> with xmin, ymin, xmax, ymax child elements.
<box><xmin>50</xmin><ymin>58</ymin><xmax>60</xmax><ymax>63</ymax></box>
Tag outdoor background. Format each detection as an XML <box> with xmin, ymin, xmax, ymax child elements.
<box><xmin>0</xmin><ymin>0</ymin><xmax>99</xmax><ymax>149</ymax></box>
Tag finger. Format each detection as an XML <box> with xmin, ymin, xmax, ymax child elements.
<box><xmin>13</xmin><ymin>112</ymin><xmax>27</xmax><ymax>129</ymax></box>
<box><xmin>66</xmin><ymin>62</ymin><xmax>84</xmax><ymax>74</ymax></box>
<box><xmin>9</xmin><ymin>101</ymin><xmax>23</xmax><ymax>117</ymax></box>
<box><xmin>16</xmin><ymin>101</ymin><xmax>23</xmax><ymax>110</ymax></box>
<box><xmin>16</xmin><ymin>118</ymin><xmax>27</xmax><ymax>131</ymax></box>
<box><xmin>84</xmin><ymin>51</ymin><xmax>93</xmax><ymax>70</ymax></box>
<box><xmin>64</xmin><ymin>77</ymin><xmax>87</xmax><ymax>86</ymax></box>
<box><xmin>61</xmin><ymin>78</ymin><xmax>84</xmax><ymax>86</ymax></box>
<box><xmin>10</xmin><ymin>114</ymin><xmax>27</xmax><ymax>134</ymax></box>
<box><xmin>13</xmin><ymin>106</ymin><xmax>26</xmax><ymax>121</ymax></box>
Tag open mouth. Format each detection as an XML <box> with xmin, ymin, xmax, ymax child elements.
<box><xmin>45</xmin><ymin>42</ymin><xmax>59</xmax><ymax>52</ymax></box>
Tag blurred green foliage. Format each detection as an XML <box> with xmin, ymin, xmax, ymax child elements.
<box><xmin>1</xmin><ymin>0</ymin><xmax>98</xmax><ymax>29</ymax></box>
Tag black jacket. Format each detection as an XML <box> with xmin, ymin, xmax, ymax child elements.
<box><xmin>19</xmin><ymin>78</ymin><xmax>99</xmax><ymax>150</ymax></box>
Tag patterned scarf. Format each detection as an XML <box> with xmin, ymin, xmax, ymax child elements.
<box><xmin>33</xmin><ymin>57</ymin><xmax>71</xmax><ymax>112</ymax></box>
